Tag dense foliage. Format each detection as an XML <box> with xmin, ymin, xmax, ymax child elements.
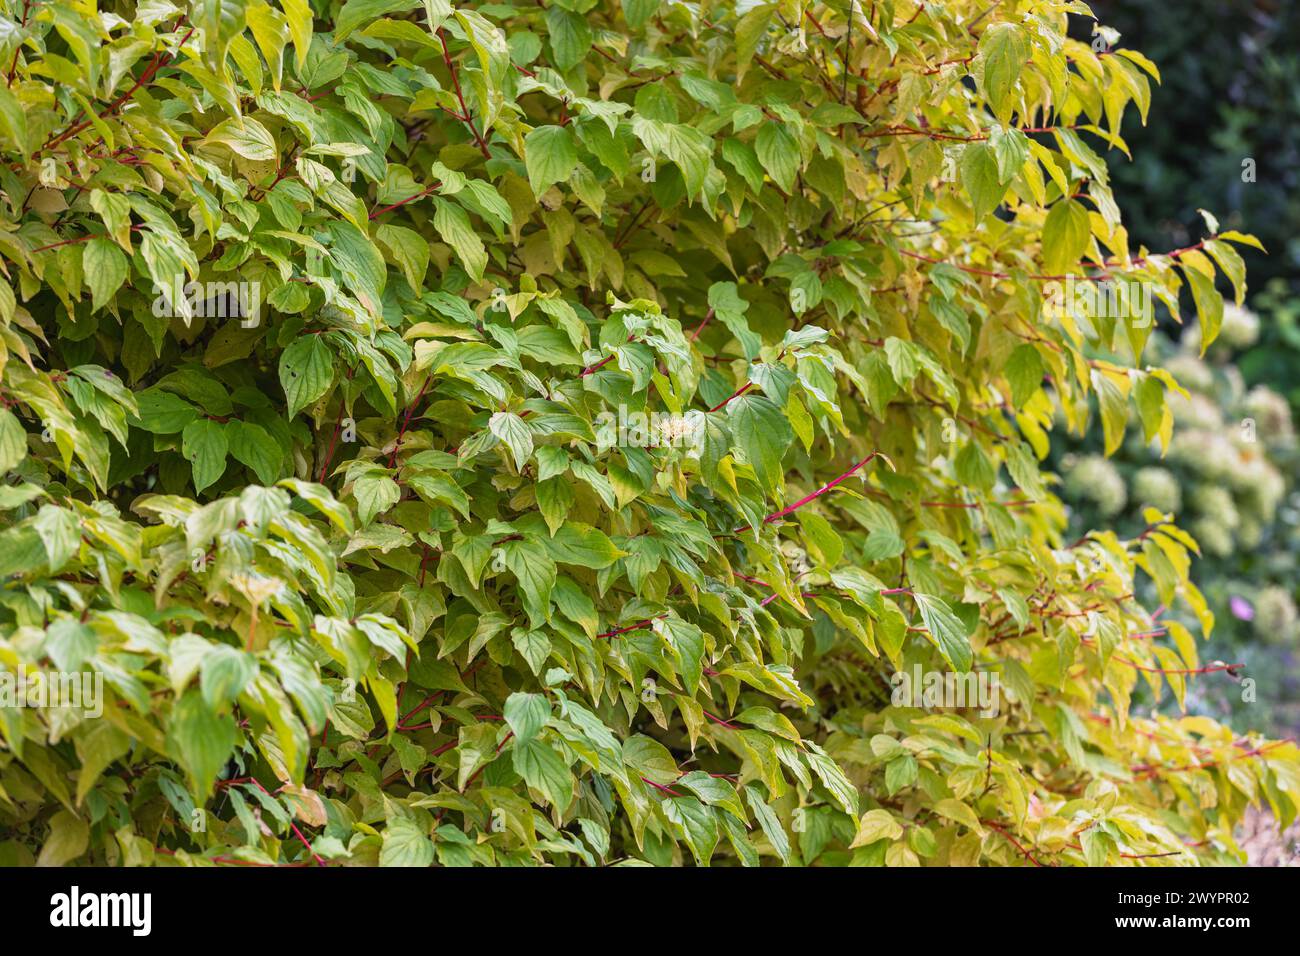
<box><xmin>1058</xmin><ymin>0</ymin><xmax>1300</xmax><ymax>739</ymax></box>
<box><xmin>1</xmin><ymin>0</ymin><xmax>1298</xmax><ymax>867</ymax></box>
<box><xmin>1056</xmin><ymin>304</ymin><xmax>1300</xmax><ymax>732</ymax></box>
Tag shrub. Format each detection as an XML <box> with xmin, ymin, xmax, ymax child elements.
<box><xmin>1056</xmin><ymin>306</ymin><xmax>1300</xmax><ymax>731</ymax></box>
<box><xmin>0</xmin><ymin>1</ymin><xmax>1297</xmax><ymax>867</ymax></box>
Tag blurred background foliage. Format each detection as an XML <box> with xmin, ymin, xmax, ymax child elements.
<box><xmin>1057</xmin><ymin>1</ymin><xmax>1300</xmax><ymax>735</ymax></box>
<box><xmin>1091</xmin><ymin>0</ymin><xmax>1300</xmax><ymax>288</ymax></box>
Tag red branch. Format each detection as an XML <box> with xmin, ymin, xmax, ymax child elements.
<box><xmin>1130</xmin><ymin>740</ymin><xmax>1291</xmax><ymax>779</ymax></box>
<box><xmin>1115</xmin><ymin>657</ymin><xmax>1240</xmax><ymax>676</ymax></box>
<box><xmin>6</xmin><ymin>0</ymin><xmax>31</xmax><ymax>87</ymax></box>
<box><xmin>1080</xmin><ymin>634</ymin><xmax>1242</xmax><ymax>677</ymax></box>
<box><xmin>41</xmin><ymin>19</ymin><xmax>194</xmax><ymax>155</ymax></box>
<box><xmin>596</xmin><ymin>614</ymin><xmax>666</xmax><ymax>639</ymax></box>
<box><xmin>370</xmin><ymin>183</ymin><xmax>440</xmax><ymax>220</ymax></box>
<box><xmin>31</xmin><ymin>224</ymin><xmax>143</xmax><ymax>253</ymax></box>
<box><xmin>702</xmin><ymin>709</ymin><xmax>739</xmax><ymax>730</ymax></box>
<box><xmin>641</xmin><ymin>777</ymin><xmax>685</xmax><ymax>797</ymax></box>
<box><xmin>317</xmin><ymin>364</ymin><xmax>357</xmax><ymax>483</ymax></box>
<box><xmin>733</xmin><ymin>452</ymin><xmax>880</xmax><ymax>533</ymax></box>
<box><xmin>706</xmin><ymin>381</ymin><xmax>754</xmax><ymax>412</ymax></box>
<box><xmin>215</xmin><ymin>777</ymin><xmax>325</xmax><ymax>866</ymax></box>
<box><xmin>437</xmin><ymin>28</ymin><xmax>491</xmax><ymax>158</ymax></box>
<box><xmin>688</xmin><ymin>308</ymin><xmax>715</xmax><ymax>343</ymax></box>
<box><xmin>900</xmin><ymin>239</ymin><xmax>1211</xmax><ymax>284</ymax></box>
<box><xmin>388</xmin><ymin>374</ymin><xmax>432</xmax><ymax>467</ymax></box>
<box><xmin>865</xmin><ymin>122</ymin><xmax>1079</xmax><ymax>143</ymax></box>
<box><xmin>983</xmin><ymin>821</ymin><xmax>1047</xmax><ymax>867</ymax></box>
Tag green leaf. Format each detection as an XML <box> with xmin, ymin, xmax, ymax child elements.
<box><xmin>1041</xmin><ymin>199</ymin><xmax>1091</xmax><ymax>275</ymax></box>
<box><xmin>82</xmin><ymin>238</ymin><xmax>129</xmax><ymax>311</ymax></box>
<box><xmin>0</xmin><ymin>407</ymin><xmax>26</xmax><ymax>473</ymax></box>
<box><xmin>663</xmin><ymin>796</ymin><xmax>719</xmax><ymax>866</ymax></box>
<box><xmin>1204</xmin><ymin>239</ymin><xmax>1247</xmax><ymax>305</ymax></box>
<box><xmin>656</xmin><ymin>123</ymin><xmax>712</xmax><ymax>199</ymax></box>
<box><xmin>133</xmin><ymin>389</ymin><xmax>199</xmax><ymax>433</ymax></box>
<box><xmin>1093</xmin><ymin>370</ymin><xmax>1130</xmax><ymax>456</ymax></box>
<box><xmin>755</xmin><ymin>121</ymin><xmax>799</xmax><ymax>194</ymax></box>
<box><xmin>727</xmin><ymin>394</ymin><xmax>792</xmax><ymax>494</ymax></box>
<box><xmin>33</xmin><ymin>505</ymin><xmax>80</xmax><ymax>571</ymax></box>
<box><xmin>979</xmin><ymin>22</ymin><xmax>1029</xmax><ymax>121</ymax></box>
<box><xmin>37</xmin><ymin>810</ymin><xmax>89</xmax><ymax>867</ymax></box>
<box><xmin>1184</xmin><ymin>265</ymin><xmax>1224</xmax><ymax>353</ymax></box>
<box><xmin>734</xmin><ymin>3</ymin><xmax>775</xmax><ymax>80</ymax></box>
<box><xmin>954</xmin><ymin>442</ymin><xmax>995</xmax><ymax>492</ymax></box>
<box><xmin>805</xmin><ymin>743</ymin><xmax>859</xmax><ymax>815</ymax></box>
<box><xmin>353</xmin><ymin>471</ymin><xmax>401</xmax><ymax>526</ymax></box>
<box><xmin>377</xmin><ymin>223</ymin><xmax>430</xmax><ymax>292</ymax></box>
<box><xmin>227</xmin><ymin>420</ymin><xmax>282</xmax><ymax>484</ymax></box>
<box><xmin>503</xmin><ymin>692</ymin><xmax>551</xmax><ymax>742</ymax></box>
<box><xmin>656</xmin><ymin>617</ymin><xmax>705</xmax><ymax>694</ymax></box>
<box><xmin>960</xmin><ymin>143</ymin><xmax>1005</xmax><ymax>223</ymax></box>
<box><xmin>45</xmin><ymin>617</ymin><xmax>96</xmax><ymax>671</ymax></box>
<box><xmin>194</xmin><ymin>0</ymin><xmax>249</xmax><ymax>72</ymax></box>
<box><xmin>745</xmin><ymin>788</ymin><xmax>791</xmax><ymax>863</ymax></box>
<box><xmin>1005</xmin><ymin>344</ymin><xmax>1044</xmax><ymax>408</ymax></box>
<box><xmin>0</xmin><ymin>82</ymin><xmax>28</xmax><ymax>158</ymax></box>
<box><xmin>432</xmin><ymin>197</ymin><xmax>487</xmax><ymax>283</ymax></box>
<box><xmin>166</xmin><ymin>689</ymin><xmax>239</xmax><ymax>798</ymax></box>
<box><xmin>181</xmin><ymin>419</ymin><xmax>229</xmax><ymax>494</ymax></box>
<box><xmin>546</xmin><ymin>7</ymin><xmax>591</xmax><ymax>71</ymax></box>
<box><xmin>512</xmin><ymin>738</ymin><xmax>573</xmax><ymax>810</ymax></box>
<box><xmin>200</xmin><ymin>644</ymin><xmax>258</xmax><ymax>709</ymax></box>
<box><xmin>850</xmin><ymin>808</ymin><xmax>903</xmax><ymax>848</ymax></box>
<box><xmin>502</xmin><ymin>538</ymin><xmax>556</xmax><ymax>629</ymax></box>
<box><xmin>524</xmin><ymin>125</ymin><xmax>577</xmax><ymax>197</ymax></box>
<box><xmin>336</xmin><ymin>0</ymin><xmax>419</xmax><ymax>41</ymax></box>
<box><xmin>913</xmin><ymin>592</ymin><xmax>973</xmax><ymax>673</ymax></box>
<box><xmin>205</xmin><ymin>117</ymin><xmax>277</xmax><ymax>161</ymax></box>
<box><xmin>537</xmin><ymin>522</ymin><xmax>623</xmax><ymax>569</ymax></box>
<box><xmin>676</xmin><ymin>771</ymin><xmax>746</xmax><ymax>822</ymax></box>
<box><xmin>621</xmin><ymin>0</ymin><xmax>659</xmax><ymax>29</ymax></box>
<box><xmin>324</xmin><ymin>220</ymin><xmax>387</xmax><ymax>317</ymax></box>
<box><xmin>489</xmin><ymin>411</ymin><xmax>533</xmax><ymax>470</ymax></box>
<box><xmin>512</xmin><ymin>628</ymin><xmax>552</xmax><ymax>675</ymax></box>
<box><xmin>708</xmin><ymin>281</ymin><xmax>760</xmax><ymax>359</ymax></box>
<box><xmin>989</xmin><ymin>125</ymin><xmax>1029</xmax><ymax>184</ymax></box>
<box><xmin>279</xmin><ymin>335</ymin><xmax>334</xmax><ymax>418</ymax></box>
<box><xmin>379</xmin><ymin>814</ymin><xmax>435</xmax><ymax>867</ymax></box>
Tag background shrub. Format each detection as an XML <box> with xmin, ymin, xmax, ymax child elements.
<box><xmin>1059</xmin><ymin>0</ymin><xmax>1300</xmax><ymax>739</ymax></box>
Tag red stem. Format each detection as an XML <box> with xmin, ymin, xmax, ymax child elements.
<box><xmin>370</xmin><ymin>182</ymin><xmax>439</xmax><ymax>220</ymax></box>
<box><xmin>983</xmin><ymin>821</ymin><xmax>1047</xmax><ymax>867</ymax></box>
<box><xmin>42</xmin><ymin>20</ymin><xmax>194</xmax><ymax>155</ymax></box>
<box><xmin>733</xmin><ymin>452</ymin><xmax>879</xmax><ymax>534</ymax></box>
<box><xmin>900</xmin><ymin>239</ymin><xmax>1210</xmax><ymax>284</ymax></box>
<box><xmin>6</xmin><ymin>0</ymin><xmax>31</xmax><ymax>87</ymax></box>
<box><xmin>316</xmin><ymin>364</ymin><xmax>357</xmax><ymax>483</ymax></box>
<box><xmin>437</xmin><ymin>28</ymin><xmax>491</xmax><ymax>158</ymax></box>
<box><xmin>388</xmin><ymin>374</ymin><xmax>432</xmax><ymax>467</ymax></box>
